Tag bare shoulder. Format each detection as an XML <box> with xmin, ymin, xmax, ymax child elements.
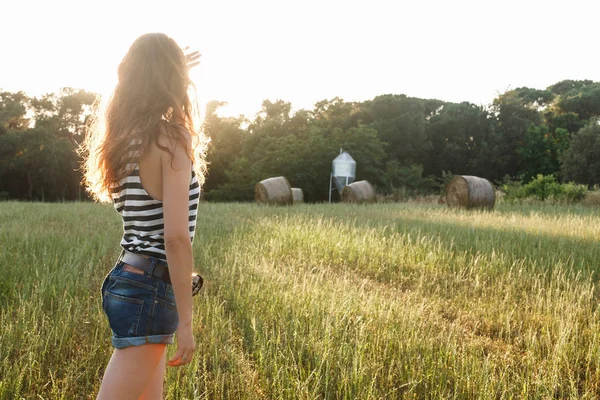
<box><xmin>157</xmin><ymin>123</ymin><xmax>192</xmax><ymax>171</ymax></box>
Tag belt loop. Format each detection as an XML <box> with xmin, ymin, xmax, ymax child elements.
<box><xmin>147</xmin><ymin>257</ymin><xmax>157</xmax><ymax>276</ymax></box>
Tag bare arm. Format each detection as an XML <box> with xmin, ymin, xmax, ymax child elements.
<box><xmin>160</xmin><ymin>132</ymin><xmax>195</xmax><ymax>366</ymax></box>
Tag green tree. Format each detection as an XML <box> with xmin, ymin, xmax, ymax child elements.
<box><xmin>384</xmin><ymin>161</ymin><xmax>435</xmax><ymax>194</ymax></box>
<box><xmin>0</xmin><ymin>128</ymin><xmax>72</xmax><ymax>199</ymax></box>
<box><xmin>517</xmin><ymin>125</ymin><xmax>569</xmax><ymax>181</ymax></box>
<box><xmin>560</xmin><ymin>119</ymin><xmax>600</xmax><ymax>186</ymax></box>
<box><xmin>311</xmin><ymin>97</ymin><xmax>366</xmax><ymax>131</ymax></box>
<box><xmin>555</xmin><ymin>83</ymin><xmax>600</xmax><ymax>120</ymax></box>
<box><xmin>424</xmin><ymin>102</ymin><xmax>495</xmax><ymax>179</ymax></box>
<box><xmin>490</xmin><ymin>90</ymin><xmax>544</xmax><ymax>178</ymax></box>
<box><xmin>545</xmin><ymin>111</ymin><xmax>585</xmax><ymax>135</ymax></box>
<box><xmin>207</xmin><ymin>114</ymin><xmax>386</xmax><ymax>202</ymax></box>
<box><xmin>0</xmin><ymin>91</ymin><xmax>29</xmax><ymax>134</ymax></box>
<box><xmin>366</xmin><ymin>94</ymin><xmax>441</xmax><ymax>164</ymax></box>
<box><xmin>0</xmin><ymin>89</ymin><xmax>96</xmax><ymax>201</ymax></box>
<box><xmin>511</xmin><ymin>87</ymin><xmax>555</xmax><ymax>110</ymax></box>
<box><xmin>30</xmin><ymin>88</ymin><xmax>96</xmax><ymax>142</ymax></box>
<box><xmin>542</xmin><ymin>80</ymin><xmax>595</xmax><ymax>137</ymax></box>
<box><xmin>549</xmin><ymin>79</ymin><xmax>595</xmax><ymax>96</ymax></box>
<box><xmin>202</xmin><ymin>101</ymin><xmax>246</xmax><ymax>194</ymax></box>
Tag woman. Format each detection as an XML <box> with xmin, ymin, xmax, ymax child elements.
<box><xmin>80</xmin><ymin>33</ymin><xmax>207</xmax><ymax>399</ymax></box>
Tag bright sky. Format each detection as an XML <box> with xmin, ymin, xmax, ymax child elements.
<box><xmin>2</xmin><ymin>0</ymin><xmax>599</xmax><ymax>119</ymax></box>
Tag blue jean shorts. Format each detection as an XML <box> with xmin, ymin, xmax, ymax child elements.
<box><xmin>100</xmin><ymin>257</ymin><xmax>179</xmax><ymax>349</ymax></box>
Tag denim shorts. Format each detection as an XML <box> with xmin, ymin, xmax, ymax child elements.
<box><xmin>100</xmin><ymin>257</ymin><xmax>179</xmax><ymax>349</ymax></box>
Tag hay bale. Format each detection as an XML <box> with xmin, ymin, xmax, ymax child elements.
<box><xmin>255</xmin><ymin>176</ymin><xmax>293</xmax><ymax>205</ymax></box>
<box><xmin>292</xmin><ymin>188</ymin><xmax>304</xmax><ymax>204</ymax></box>
<box><xmin>341</xmin><ymin>180</ymin><xmax>376</xmax><ymax>204</ymax></box>
<box><xmin>446</xmin><ymin>175</ymin><xmax>495</xmax><ymax>209</ymax></box>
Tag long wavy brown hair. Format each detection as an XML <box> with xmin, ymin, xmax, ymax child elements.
<box><xmin>79</xmin><ymin>32</ymin><xmax>208</xmax><ymax>202</ymax></box>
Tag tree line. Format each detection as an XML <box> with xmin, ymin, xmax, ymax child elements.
<box><xmin>1</xmin><ymin>80</ymin><xmax>600</xmax><ymax>202</ymax></box>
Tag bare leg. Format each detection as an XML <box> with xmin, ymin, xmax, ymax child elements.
<box><xmin>139</xmin><ymin>346</ymin><xmax>167</xmax><ymax>400</ymax></box>
<box><xmin>97</xmin><ymin>344</ymin><xmax>167</xmax><ymax>400</ymax></box>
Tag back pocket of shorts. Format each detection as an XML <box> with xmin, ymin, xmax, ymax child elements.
<box><xmin>151</xmin><ymin>297</ymin><xmax>179</xmax><ymax>335</ymax></box>
<box><xmin>104</xmin><ymin>291</ymin><xmax>144</xmax><ymax>337</ymax></box>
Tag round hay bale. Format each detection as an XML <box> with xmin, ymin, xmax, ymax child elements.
<box><xmin>291</xmin><ymin>188</ymin><xmax>304</xmax><ymax>204</ymax></box>
<box><xmin>255</xmin><ymin>176</ymin><xmax>293</xmax><ymax>205</ymax></box>
<box><xmin>341</xmin><ymin>180</ymin><xmax>376</xmax><ymax>204</ymax></box>
<box><xmin>446</xmin><ymin>175</ymin><xmax>495</xmax><ymax>209</ymax></box>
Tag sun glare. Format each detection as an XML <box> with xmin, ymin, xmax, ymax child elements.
<box><xmin>2</xmin><ymin>0</ymin><xmax>600</xmax><ymax>119</ymax></box>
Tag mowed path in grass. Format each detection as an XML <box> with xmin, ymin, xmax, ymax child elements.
<box><xmin>1</xmin><ymin>202</ymin><xmax>600</xmax><ymax>399</ymax></box>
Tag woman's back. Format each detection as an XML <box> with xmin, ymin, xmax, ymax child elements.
<box><xmin>110</xmin><ymin>138</ymin><xmax>200</xmax><ymax>261</ymax></box>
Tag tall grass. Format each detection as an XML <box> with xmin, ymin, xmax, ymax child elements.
<box><xmin>1</xmin><ymin>202</ymin><xmax>600</xmax><ymax>399</ymax></box>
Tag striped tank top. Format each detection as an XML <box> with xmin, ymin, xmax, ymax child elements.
<box><xmin>110</xmin><ymin>143</ymin><xmax>200</xmax><ymax>261</ymax></box>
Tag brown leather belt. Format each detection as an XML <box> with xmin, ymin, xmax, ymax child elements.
<box><xmin>119</xmin><ymin>250</ymin><xmax>171</xmax><ymax>285</ymax></box>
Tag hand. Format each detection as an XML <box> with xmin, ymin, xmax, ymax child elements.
<box><xmin>167</xmin><ymin>324</ymin><xmax>195</xmax><ymax>367</ymax></box>
<box><xmin>183</xmin><ymin>47</ymin><xmax>201</xmax><ymax>70</ymax></box>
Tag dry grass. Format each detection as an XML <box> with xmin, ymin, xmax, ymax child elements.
<box><xmin>1</xmin><ymin>201</ymin><xmax>600</xmax><ymax>399</ymax></box>
<box><xmin>583</xmin><ymin>190</ymin><xmax>600</xmax><ymax>207</ymax></box>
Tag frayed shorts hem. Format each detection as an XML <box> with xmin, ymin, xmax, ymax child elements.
<box><xmin>111</xmin><ymin>333</ymin><xmax>174</xmax><ymax>349</ymax></box>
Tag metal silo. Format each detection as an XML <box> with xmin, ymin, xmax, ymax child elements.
<box><xmin>329</xmin><ymin>149</ymin><xmax>356</xmax><ymax>202</ymax></box>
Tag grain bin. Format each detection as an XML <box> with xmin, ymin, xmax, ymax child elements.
<box><xmin>446</xmin><ymin>175</ymin><xmax>495</xmax><ymax>209</ymax></box>
<box><xmin>341</xmin><ymin>180</ymin><xmax>376</xmax><ymax>204</ymax></box>
<box><xmin>292</xmin><ymin>188</ymin><xmax>304</xmax><ymax>204</ymax></box>
<box><xmin>255</xmin><ymin>176</ymin><xmax>293</xmax><ymax>205</ymax></box>
<box><xmin>329</xmin><ymin>149</ymin><xmax>356</xmax><ymax>202</ymax></box>
<box><xmin>332</xmin><ymin>151</ymin><xmax>356</xmax><ymax>192</ymax></box>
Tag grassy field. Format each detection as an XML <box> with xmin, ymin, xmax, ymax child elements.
<box><xmin>1</xmin><ymin>201</ymin><xmax>600</xmax><ymax>399</ymax></box>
